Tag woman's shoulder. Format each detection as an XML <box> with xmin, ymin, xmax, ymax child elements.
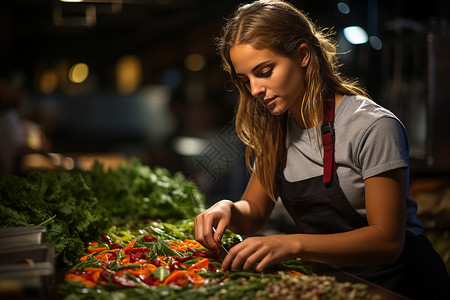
<box><xmin>338</xmin><ymin>94</ymin><xmax>400</xmax><ymax>123</ymax></box>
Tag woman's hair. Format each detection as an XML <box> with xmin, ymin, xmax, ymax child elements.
<box><xmin>218</xmin><ymin>0</ymin><xmax>368</xmax><ymax>201</ymax></box>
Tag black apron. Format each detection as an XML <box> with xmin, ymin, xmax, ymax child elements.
<box><xmin>277</xmin><ymin>94</ymin><xmax>450</xmax><ymax>299</ymax></box>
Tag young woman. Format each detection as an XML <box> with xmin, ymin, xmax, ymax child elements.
<box><xmin>194</xmin><ymin>1</ymin><xmax>450</xmax><ymax>298</ymax></box>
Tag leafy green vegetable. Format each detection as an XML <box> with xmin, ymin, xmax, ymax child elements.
<box><xmin>153</xmin><ymin>266</ymin><xmax>170</xmax><ymax>281</ymax></box>
<box><xmin>81</xmin><ymin>158</ymin><xmax>206</xmax><ymax>225</ymax></box>
<box><xmin>0</xmin><ymin>158</ymin><xmax>208</xmax><ymax>266</ymax></box>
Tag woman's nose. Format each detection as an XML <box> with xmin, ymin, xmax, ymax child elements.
<box><xmin>249</xmin><ymin>79</ymin><xmax>265</xmax><ymax>96</ymax></box>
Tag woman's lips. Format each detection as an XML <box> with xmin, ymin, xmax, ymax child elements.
<box><xmin>264</xmin><ymin>96</ymin><xmax>277</xmax><ymax>107</ymax></box>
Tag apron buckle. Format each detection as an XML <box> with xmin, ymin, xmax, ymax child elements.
<box><xmin>321</xmin><ymin>121</ymin><xmax>335</xmax><ymax>136</ymax></box>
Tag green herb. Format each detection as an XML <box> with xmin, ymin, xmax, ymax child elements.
<box><xmin>277</xmin><ymin>258</ymin><xmax>313</xmax><ymax>275</ymax></box>
<box><xmin>81</xmin><ymin>158</ymin><xmax>206</xmax><ymax>225</ymax></box>
<box><xmin>153</xmin><ymin>266</ymin><xmax>170</xmax><ymax>281</ymax></box>
<box><xmin>116</xmin><ymin>263</ymin><xmax>143</xmax><ymax>270</ymax></box>
<box><xmin>72</xmin><ymin>258</ymin><xmax>102</xmax><ymax>271</ymax></box>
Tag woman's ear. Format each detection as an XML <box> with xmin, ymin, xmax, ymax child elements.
<box><xmin>298</xmin><ymin>43</ymin><xmax>311</xmax><ymax>67</ymax></box>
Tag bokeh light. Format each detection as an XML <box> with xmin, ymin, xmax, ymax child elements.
<box><xmin>337</xmin><ymin>2</ymin><xmax>350</xmax><ymax>14</ymax></box>
<box><xmin>69</xmin><ymin>63</ymin><xmax>89</xmax><ymax>83</ymax></box>
<box><xmin>184</xmin><ymin>54</ymin><xmax>206</xmax><ymax>71</ymax></box>
<box><xmin>343</xmin><ymin>26</ymin><xmax>368</xmax><ymax>45</ymax></box>
<box><xmin>369</xmin><ymin>36</ymin><xmax>383</xmax><ymax>50</ymax></box>
<box><xmin>115</xmin><ymin>55</ymin><xmax>143</xmax><ymax>94</ymax></box>
<box><xmin>39</xmin><ymin>68</ymin><xmax>58</xmax><ymax>94</ymax></box>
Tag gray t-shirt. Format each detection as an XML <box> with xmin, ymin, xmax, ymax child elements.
<box><xmin>284</xmin><ymin>95</ymin><xmax>423</xmax><ymax>236</ymax></box>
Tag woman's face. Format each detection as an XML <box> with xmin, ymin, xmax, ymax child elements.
<box><xmin>230</xmin><ymin>44</ymin><xmax>305</xmax><ymax>116</ymax></box>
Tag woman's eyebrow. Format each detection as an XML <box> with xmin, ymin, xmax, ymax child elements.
<box><xmin>236</xmin><ymin>60</ymin><xmax>271</xmax><ymax>76</ymax></box>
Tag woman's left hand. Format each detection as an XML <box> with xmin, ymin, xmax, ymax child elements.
<box><xmin>220</xmin><ymin>235</ymin><xmax>301</xmax><ymax>272</ymax></box>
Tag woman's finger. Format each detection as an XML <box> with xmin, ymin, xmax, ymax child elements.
<box><xmin>254</xmin><ymin>253</ymin><xmax>279</xmax><ymax>272</ymax></box>
<box><xmin>220</xmin><ymin>239</ymin><xmax>259</xmax><ymax>271</ymax></box>
<box><xmin>202</xmin><ymin>214</ymin><xmax>218</xmax><ymax>253</ymax></box>
<box><xmin>194</xmin><ymin>214</ymin><xmax>206</xmax><ymax>246</ymax></box>
<box><xmin>214</xmin><ymin>219</ymin><xmax>228</xmax><ymax>244</ymax></box>
<box><xmin>241</xmin><ymin>247</ymin><xmax>266</xmax><ymax>271</ymax></box>
<box><xmin>220</xmin><ymin>242</ymin><xmax>241</xmax><ymax>271</ymax></box>
<box><xmin>230</xmin><ymin>241</ymin><xmax>259</xmax><ymax>270</ymax></box>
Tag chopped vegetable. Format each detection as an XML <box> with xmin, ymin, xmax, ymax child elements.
<box><xmin>58</xmin><ymin>224</ymin><xmax>376</xmax><ymax>300</ymax></box>
<box><xmin>0</xmin><ymin>158</ymin><xmax>378</xmax><ymax>299</ymax></box>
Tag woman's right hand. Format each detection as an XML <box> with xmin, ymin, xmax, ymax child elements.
<box><xmin>194</xmin><ymin>199</ymin><xmax>234</xmax><ymax>254</ymax></box>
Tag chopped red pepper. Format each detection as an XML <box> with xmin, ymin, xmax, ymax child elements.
<box><xmin>142</xmin><ymin>236</ymin><xmax>158</xmax><ymax>242</ymax></box>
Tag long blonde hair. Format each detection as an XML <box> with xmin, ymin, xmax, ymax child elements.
<box><xmin>218</xmin><ymin>0</ymin><xmax>368</xmax><ymax>201</ymax></box>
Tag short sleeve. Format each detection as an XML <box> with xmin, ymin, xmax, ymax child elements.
<box><xmin>357</xmin><ymin>117</ymin><xmax>409</xmax><ymax>180</ymax></box>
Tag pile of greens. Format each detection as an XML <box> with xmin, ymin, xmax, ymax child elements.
<box><xmin>0</xmin><ymin>158</ymin><xmax>207</xmax><ymax>266</ymax></box>
<box><xmin>81</xmin><ymin>158</ymin><xmax>205</xmax><ymax>225</ymax></box>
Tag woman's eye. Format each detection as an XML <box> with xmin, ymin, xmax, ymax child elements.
<box><xmin>260</xmin><ymin>68</ymin><xmax>273</xmax><ymax>77</ymax></box>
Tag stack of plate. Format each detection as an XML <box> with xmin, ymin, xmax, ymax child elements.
<box><xmin>0</xmin><ymin>226</ymin><xmax>54</xmax><ymax>300</ymax></box>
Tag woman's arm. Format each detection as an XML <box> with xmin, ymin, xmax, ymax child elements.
<box><xmin>229</xmin><ymin>173</ymin><xmax>276</xmax><ymax>235</ymax></box>
<box><xmin>295</xmin><ymin>168</ymin><xmax>406</xmax><ymax>265</ymax></box>
<box><xmin>220</xmin><ymin>168</ymin><xmax>407</xmax><ymax>271</ymax></box>
<box><xmin>194</xmin><ymin>172</ymin><xmax>275</xmax><ymax>253</ymax></box>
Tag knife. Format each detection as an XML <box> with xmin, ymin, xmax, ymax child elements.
<box><xmin>212</xmin><ymin>226</ymin><xmax>228</xmax><ymax>260</ymax></box>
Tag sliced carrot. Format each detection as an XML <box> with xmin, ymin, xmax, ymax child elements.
<box><xmin>80</xmin><ymin>253</ymin><xmax>94</xmax><ymax>262</ymax></box>
<box><xmin>120</xmin><ymin>256</ymin><xmax>131</xmax><ymax>265</ymax></box>
<box><xmin>94</xmin><ymin>253</ymin><xmax>107</xmax><ymax>260</ymax></box>
<box><xmin>188</xmin><ymin>258</ymin><xmax>209</xmax><ymax>272</ymax></box>
<box><xmin>65</xmin><ymin>274</ymin><xmax>96</xmax><ymax>287</ymax></box>
<box><xmin>88</xmin><ymin>247</ymin><xmax>107</xmax><ymax>253</ymax></box>
<box><xmin>134</xmin><ymin>259</ymin><xmax>148</xmax><ymax>264</ymax></box>
<box><xmin>104</xmin><ymin>249</ymin><xmax>120</xmax><ymax>253</ymax></box>
<box><xmin>88</xmin><ymin>241</ymin><xmax>99</xmax><ymax>247</ymax></box>
<box><xmin>186</xmin><ymin>271</ymin><xmax>208</xmax><ymax>286</ymax></box>
<box><xmin>162</xmin><ymin>270</ymin><xmax>207</xmax><ymax>286</ymax></box>
<box><xmin>162</xmin><ymin>270</ymin><xmax>188</xmax><ymax>285</ymax></box>
<box><xmin>90</xmin><ymin>271</ymin><xmax>101</xmax><ymax>283</ymax></box>
<box><xmin>123</xmin><ymin>238</ymin><xmax>137</xmax><ymax>251</ymax></box>
<box><xmin>120</xmin><ymin>238</ymin><xmax>137</xmax><ymax>257</ymax></box>
<box><xmin>129</xmin><ymin>268</ymin><xmax>153</xmax><ymax>276</ymax></box>
<box><xmin>169</xmin><ymin>241</ymin><xmax>190</xmax><ymax>250</ymax></box>
<box><xmin>184</xmin><ymin>239</ymin><xmax>203</xmax><ymax>248</ymax></box>
<box><xmin>156</xmin><ymin>257</ymin><xmax>168</xmax><ymax>266</ymax></box>
<box><xmin>287</xmin><ymin>270</ymin><xmax>305</xmax><ymax>276</ymax></box>
<box><xmin>145</xmin><ymin>264</ymin><xmax>158</xmax><ymax>272</ymax></box>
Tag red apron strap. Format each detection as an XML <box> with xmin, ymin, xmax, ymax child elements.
<box><xmin>322</xmin><ymin>93</ymin><xmax>335</xmax><ymax>184</ymax></box>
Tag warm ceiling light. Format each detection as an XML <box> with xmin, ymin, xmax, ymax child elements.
<box><xmin>115</xmin><ymin>55</ymin><xmax>142</xmax><ymax>94</ymax></box>
<box><xmin>69</xmin><ymin>63</ymin><xmax>89</xmax><ymax>83</ymax></box>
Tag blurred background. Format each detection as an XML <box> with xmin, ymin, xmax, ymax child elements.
<box><xmin>1</xmin><ymin>0</ymin><xmax>450</xmax><ymax>253</ymax></box>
